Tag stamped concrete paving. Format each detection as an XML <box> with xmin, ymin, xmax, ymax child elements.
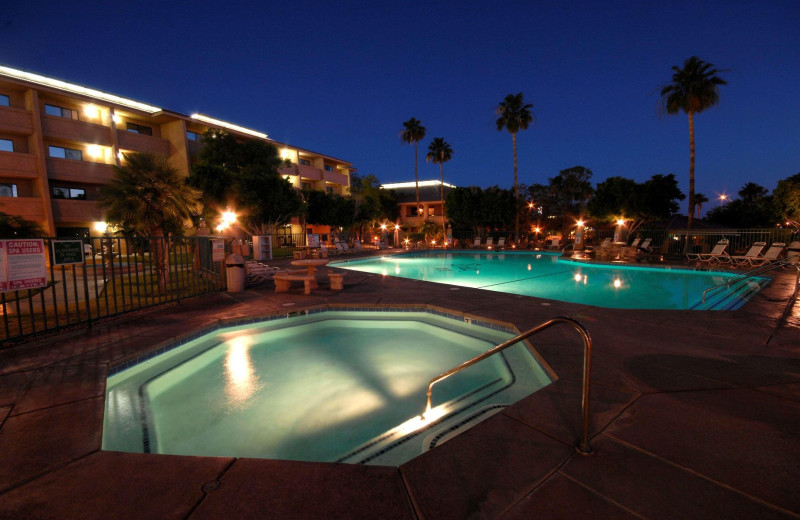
<box><xmin>1</xmin><ymin>254</ymin><xmax>798</xmax><ymax>519</ymax></box>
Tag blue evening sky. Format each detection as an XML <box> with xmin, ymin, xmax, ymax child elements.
<box><xmin>2</xmin><ymin>0</ymin><xmax>798</xmax><ymax>215</ymax></box>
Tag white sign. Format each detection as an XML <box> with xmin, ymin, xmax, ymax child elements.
<box><xmin>1</xmin><ymin>239</ymin><xmax>47</xmax><ymax>292</ymax></box>
<box><xmin>212</xmin><ymin>239</ymin><xmax>225</xmax><ymax>262</ymax></box>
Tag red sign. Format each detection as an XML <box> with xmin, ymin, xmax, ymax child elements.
<box><xmin>1</xmin><ymin>239</ymin><xmax>47</xmax><ymax>292</ymax></box>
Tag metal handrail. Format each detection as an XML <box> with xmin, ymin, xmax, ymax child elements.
<box><xmin>702</xmin><ymin>258</ymin><xmax>797</xmax><ymax>303</ymax></box>
<box><xmin>422</xmin><ymin>316</ymin><xmax>594</xmax><ymax>455</ymax></box>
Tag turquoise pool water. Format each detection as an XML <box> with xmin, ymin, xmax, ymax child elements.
<box><xmin>103</xmin><ymin>310</ymin><xmax>552</xmax><ymax>466</ymax></box>
<box><xmin>332</xmin><ymin>251</ymin><xmax>769</xmax><ymax>310</ymax></box>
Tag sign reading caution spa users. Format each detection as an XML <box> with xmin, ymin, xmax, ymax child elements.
<box><xmin>0</xmin><ymin>239</ymin><xmax>47</xmax><ymax>292</ymax></box>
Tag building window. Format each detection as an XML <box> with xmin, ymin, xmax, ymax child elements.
<box><xmin>0</xmin><ymin>183</ymin><xmax>18</xmax><ymax>197</ymax></box>
<box><xmin>126</xmin><ymin>122</ymin><xmax>153</xmax><ymax>136</ymax></box>
<box><xmin>187</xmin><ymin>131</ymin><xmax>201</xmax><ymax>141</ymax></box>
<box><xmin>301</xmin><ymin>182</ymin><xmax>312</xmax><ymax>191</ymax></box>
<box><xmin>48</xmin><ymin>145</ymin><xmax>83</xmax><ymax>161</ymax></box>
<box><xmin>51</xmin><ymin>187</ymin><xmax>86</xmax><ymax>200</ymax></box>
<box><xmin>299</xmin><ymin>158</ymin><xmax>311</xmax><ymax>166</ymax></box>
<box><xmin>0</xmin><ymin>138</ymin><xmax>12</xmax><ymax>152</ymax></box>
<box><xmin>44</xmin><ymin>104</ymin><xmax>78</xmax><ymax>120</ymax></box>
<box><xmin>324</xmin><ymin>165</ymin><xmax>334</xmax><ymax>172</ymax></box>
<box><xmin>0</xmin><ymin>94</ymin><xmax>9</xmax><ymax>107</ymax></box>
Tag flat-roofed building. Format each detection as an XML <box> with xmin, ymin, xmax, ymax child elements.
<box><xmin>0</xmin><ymin>65</ymin><xmax>354</xmax><ymax>239</ymax></box>
<box><xmin>382</xmin><ymin>179</ymin><xmax>455</xmax><ymax>227</ymax></box>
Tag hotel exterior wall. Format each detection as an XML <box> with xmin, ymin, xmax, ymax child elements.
<box><xmin>0</xmin><ymin>67</ymin><xmax>354</xmax><ymax>235</ymax></box>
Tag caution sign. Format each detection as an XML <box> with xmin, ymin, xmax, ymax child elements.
<box><xmin>1</xmin><ymin>239</ymin><xmax>47</xmax><ymax>292</ymax></box>
<box><xmin>212</xmin><ymin>239</ymin><xmax>225</xmax><ymax>261</ymax></box>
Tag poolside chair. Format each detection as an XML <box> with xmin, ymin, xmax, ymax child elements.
<box><xmin>729</xmin><ymin>242</ymin><xmax>767</xmax><ymax>266</ymax></box>
<box><xmin>628</xmin><ymin>238</ymin><xmax>641</xmax><ymax>249</ymax></box>
<box><xmin>686</xmin><ymin>239</ymin><xmax>730</xmax><ymax>264</ymax></box>
<box><xmin>245</xmin><ymin>261</ymin><xmax>280</xmax><ymax>285</ymax></box>
<box><xmin>496</xmin><ymin>237</ymin><xmax>506</xmax><ymax>249</ymax></box>
<box><xmin>485</xmin><ymin>237</ymin><xmax>494</xmax><ymax>249</ymax></box>
<box><xmin>737</xmin><ymin>242</ymin><xmax>784</xmax><ymax>267</ymax></box>
<box><xmin>546</xmin><ymin>238</ymin><xmax>560</xmax><ymax>250</ymax></box>
<box><xmin>472</xmin><ymin>237</ymin><xmax>482</xmax><ymax>248</ymax></box>
<box><xmin>788</xmin><ymin>241</ymin><xmax>800</xmax><ymax>265</ymax></box>
<box><xmin>636</xmin><ymin>238</ymin><xmax>652</xmax><ymax>254</ymax></box>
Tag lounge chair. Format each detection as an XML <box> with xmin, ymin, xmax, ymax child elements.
<box><xmin>245</xmin><ymin>260</ymin><xmax>280</xmax><ymax>285</ymax></box>
<box><xmin>472</xmin><ymin>237</ymin><xmax>482</xmax><ymax>248</ymax></box>
<box><xmin>497</xmin><ymin>237</ymin><xmax>506</xmax><ymax>249</ymax></box>
<box><xmin>736</xmin><ymin>242</ymin><xmax>783</xmax><ymax>267</ymax></box>
<box><xmin>485</xmin><ymin>237</ymin><xmax>494</xmax><ymax>249</ymax></box>
<box><xmin>628</xmin><ymin>238</ymin><xmax>641</xmax><ymax>249</ymax></box>
<box><xmin>686</xmin><ymin>239</ymin><xmax>730</xmax><ymax>264</ymax></box>
<box><xmin>546</xmin><ymin>238</ymin><xmax>560</xmax><ymax>250</ymax></box>
<box><xmin>788</xmin><ymin>241</ymin><xmax>800</xmax><ymax>264</ymax></box>
<box><xmin>729</xmin><ymin>242</ymin><xmax>767</xmax><ymax>266</ymax></box>
<box><xmin>636</xmin><ymin>238</ymin><xmax>652</xmax><ymax>254</ymax></box>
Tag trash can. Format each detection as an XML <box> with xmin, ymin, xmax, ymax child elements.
<box><xmin>225</xmin><ymin>254</ymin><xmax>245</xmax><ymax>292</ymax></box>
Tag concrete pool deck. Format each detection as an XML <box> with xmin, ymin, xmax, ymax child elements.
<box><xmin>1</xmin><ymin>253</ymin><xmax>798</xmax><ymax>519</ymax></box>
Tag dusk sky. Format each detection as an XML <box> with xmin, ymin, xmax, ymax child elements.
<box><xmin>2</xmin><ymin>1</ymin><xmax>798</xmax><ymax>216</ymax></box>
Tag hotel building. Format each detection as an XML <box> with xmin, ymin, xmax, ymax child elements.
<box><xmin>382</xmin><ymin>180</ymin><xmax>454</xmax><ymax>227</ymax></box>
<box><xmin>0</xmin><ymin>65</ymin><xmax>354</xmax><ymax>239</ymax></box>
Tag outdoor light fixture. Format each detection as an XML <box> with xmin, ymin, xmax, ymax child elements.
<box><xmin>719</xmin><ymin>194</ymin><xmax>728</xmax><ymax>202</ymax></box>
<box><xmin>217</xmin><ymin>209</ymin><xmax>237</xmax><ymax>232</ymax></box>
<box><xmin>577</xmin><ymin>220</ymin><xmax>585</xmax><ymax>227</ymax></box>
<box><xmin>380</xmin><ymin>224</ymin><xmax>387</xmax><ymax>230</ymax></box>
<box><xmin>94</xmin><ymin>221</ymin><xmax>108</xmax><ymax>234</ymax></box>
<box><xmin>616</xmin><ymin>219</ymin><xmax>626</xmax><ymax>226</ymax></box>
<box><xmin>112</xmin><ymin>114</ymin><xmax>122</xmax><ymax>124</ymax></box>
<box><xmin>83</xmin><ymin>104</ymin><xmax>100</xmax><ymax>119</ymax></box>
<box><xmin>87</xmin><ymin>145</ymin><xmax>103</xmax><ymax>159</ymax></box>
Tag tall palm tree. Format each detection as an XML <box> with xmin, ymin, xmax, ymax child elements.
<box><xmin>495</xmin><ymin>93</ymin><xmax>534</xmax><ymax>242</ymax></box>
<box><xmin>426</xmin><ymin>137</ymin><xmax>453</xmax><ymax>221</ymax></box>
<box><xmin>694</xmin><ymin>192</ymin><xmax>709</xmax><ymax>219</ymax></box>
<box><xmin>401</xmin><ymin>118</ymin><xmax>427</xmax><ymax>221</ymax></box>
<box><xmin>99</xmin><ymin>151</ymin><xmax>202</xmax><ymax>294</ymax></box>
<box><xmin>658</xmin><ymin>56</ymin><xmax>726</xmax><ymax>251</ymax></box>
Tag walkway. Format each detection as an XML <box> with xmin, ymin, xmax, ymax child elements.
<box><xmin>1</xmin><ymin>253</ymin><xmax>798</xmax><ymax>519</ymax></box>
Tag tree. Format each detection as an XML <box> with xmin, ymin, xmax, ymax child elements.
<box><xmin>189</xmin><ymin>129</ymin><xmax>302</xmax><ymax>234</ymax></box>
<box><xmin>706</xmin><ymin>182</ymin><xmax>779</xmax><ymax>228</ymax></box>
<box><xmin>658</xmin><ymin>56</ymin><xmax>727</xmax><ymax>250</ymax></box>
<box><xmin>426</xmin><ymin>137</ymin><xmax>453</xmax><ymax>220</ymax></box>
<box><xmin>98</xmin><ymin>151</ymin><xmax>202</xmax><ymax>294</ymax></box>
<box><xmin>588</xmin><ymin>174</ymin><xmax>685</xmax><ymax>234</ymax></box>
<box><xmin>773</xmin><ymin>172</ymin><xmax>800</xmax><ymax>229</ymax></box>
<box><xmin>495</xmin><ymin>93</ymin><xmax>534</xmax><ymax>243</ymax></box>
<box><xmin>400</xmin><ymin>118</ymin><xmax>426</xmax><ymax>221</ymax></box>
<box><xmin>694</xmin><ymin>192</ymin><xmax>709</xmax><ymax>219</ymax></box>
<box><xmin>0</xmin><ymin>212</ymin><xmax>45</xmax><ymax>238</ymax></box>
<box><xmin>446</xmin><ymin>186</ymin><xmax>515</xmax><ymax>237</ymax></box>
<box><xmin>548</xmin><ymin>166</ymin><xmax>594</xmax><ymax>235</ymax></box>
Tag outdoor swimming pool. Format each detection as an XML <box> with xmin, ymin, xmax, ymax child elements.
<box><xmin>332</xmin><ymin>251</ymin><xmax>769</xmax><ymax>310</ymax></box>
<box><xmin>102</xmin><ymin>309</ymin><xmax>553</xmax><ymax>466</ymax></box>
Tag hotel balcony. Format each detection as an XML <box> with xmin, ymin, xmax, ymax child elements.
<box><xmin>0</xmin><ymin>151</ymin><xmax>38</xmax><ymax>179</ymax></box>
<box><xmin>323</xmin><ymin>169</ymin><xmax>348</xmax><ymax>186</ymax></box>
<box><xmin>0</xmin><ymin>196</ymin><xmax>46</xmax><ymax>222</ymax></box>
<box><xmin>46</xmin><ymin>157</ymin><xmax>115</xmax><ymax>184</ymax></box>
<box><xmin>42</xmin><ymin>115</ymin><xmax>112</xmax><ymax>146</ymax></box>
<box><xmin>0</xmin><ymin>106</ymin><xmax>34</xmax><ymax>135</ymax></box>
<box><xmin>51</xmin><ymin>198</ymin><xmax>104</xmax><ymax>223</ymax></box>
<box><xmin>117</xmin><ymin>131</ymin><xmax>171</xmax><ymax>156</ymax></box>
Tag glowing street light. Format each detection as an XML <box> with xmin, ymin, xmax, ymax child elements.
<box><xmin>217</xmin><ymin>209</ymin><xmax>237</xmax><ymax>232</ymax></box>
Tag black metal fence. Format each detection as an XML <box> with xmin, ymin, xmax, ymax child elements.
<box><xmin>1</xmin><ymin>235</ymin><xmax>225</xmax><ymax>345</ymax></box>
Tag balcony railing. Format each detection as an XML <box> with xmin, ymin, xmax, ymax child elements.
<box><xmin>0</xmin><ymin>105</ymin><xmax>34</xmax><ymax>134</ymax></box>
<box><xmin>117</xmin><ymin>131</ymin><xmax>171</xmax><ymax>155</ymax></box>
<box><xmin>0</xmin><ymin>151</ymin><xmax>38</xmax><ymax>178</ymax></box>
<box><xmin>42</xmin><ymin>115</ymin><xmax>112</xmax><ymax>145</ymax></box>
<box><xmin>46</xmin><ymin>157</ymin><xmax>115</xmax><ymax>184</ymax></box>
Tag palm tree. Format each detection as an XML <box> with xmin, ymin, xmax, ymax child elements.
<box><xmin>658</xmin><ymin>56</ymin><xmax>726</xmax><ymax>251</ymax></box>
<box><xmin>99</xmin><ymin>152</ymin><xmax>202</xmax><ymax>294</ymax></box>
<box><xmin>401</xmin><ymin>118</ymin><xmax>427</xmax><ymax>221</ymax></box>
<box><xmin>495</xmin><ymin>93</ymin><xmax>534</xmax><ymax>242</ymax></box>
<box><xmin>694</xmin><ymin>192</ymin><xmax>709</xmax><ymax>219</ymax></box>
<box><xmin>426</xmin><ymin>137</ymin><xmax>453</xmax><ymax>222</ymax></box>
